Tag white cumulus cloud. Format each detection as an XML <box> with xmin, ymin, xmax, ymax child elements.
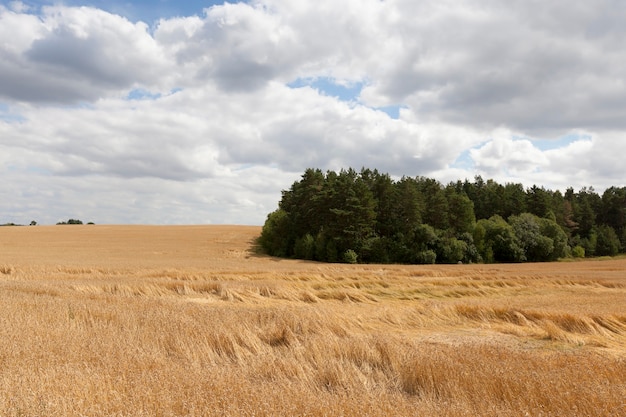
<box><xmin>1</xmin><ymin>0</ymin><xmax>626</xmax><ymax>225</ymax></box>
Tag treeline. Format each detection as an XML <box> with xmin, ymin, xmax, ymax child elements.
<box><xmin>56</xmin><ymin>219</ymin><xmax>86</xmax><ymax>225</ymax></box>
<box><xmin>1</xmin><ymin>219</ymin><xmax>94</xmax><ymax>226</ymax></box>
<box><xmin>259</xmin><ymin>168</ymin><xmax>626</xmax><ymax>264</ymax></box>
<box><xmin>1</xmin><ymin>221</ymin><xmax>37</xmax><ymax>226</ymax></box>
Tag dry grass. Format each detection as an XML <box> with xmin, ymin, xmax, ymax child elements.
<box><xmin>0</xmin><ymin>225</ymin><xmax>625</xmax><ymax>416</ymax></box>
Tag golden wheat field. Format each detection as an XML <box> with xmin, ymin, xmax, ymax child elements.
<box><xmin>0</xmin><ymin>225</ymin><xmax>624</xmax><ymax>416</ymax></box>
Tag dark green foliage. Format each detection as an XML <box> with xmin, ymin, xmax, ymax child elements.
<box><xmin>458</xmin><ymin>232</ymin><xmax>482</xmax><ymax>264</ymax></box>
<box><xmin>560</xmin><ymin>196</ymin><xmax>579</xmax><ymax>241</ymax></box>
<box><xmin>571</xmin><ymin>245</ymin><xmax>585</xmax><ymax>258</ymax></box>
<box><xmin>475</xmin><ymin>216</ymin><xmax>525</xmax><ymax>263</ymax></box>
<box><xmin>539</xmin><ymin>217</ymin><xmax>570</xmax><ymax>260</ymax></box>
<box><xmin>502</xmin><ymin>183</ymin><xmax>527</xmax><ymax>218</ymax></box>
<box><xmin>259</xmin><ymin>209</ymin><xmax>290</xmax><ymax>257</ymax></box>
<box><xmin>260</xmin><ymin>167</ymin><xmax>626</xmax><ymax>263</ymax></box>
<box><xmin>279</xmin><ymin>168</ymin><xmax>325</xmax><ymax>238</ymax></box>
<box><xmin>415</xmin><ymin>250</ymin><xmax>437</xmax><ymax>264</ymax></box>
<box><xmin>359</xmin><ymin>236</ymin><xmax>387</xmax><ymax>263</ymax></box>
<box><xmin>574</xmin><ymin>187</ymin><xmax>601</xmax><ymax>239</ymax></box>
<box><xmin>324</xmin><ymin>168</ymin><xmax>377</xmax><ymax>255</ymax></box>
<box><xmin>56</xmin><ymin>219</ymin><xmax>84</xmax><ymax>225</ymax></box>
<box><xmin>343</xmin><ymin>249</ymin><xmax>358</xmax><ymax>264</ymax></box>
<box><xmin>293</xmin><ymin>233</ymin><xmax>315</xmax><ymax>260</ymax></box>
<box><xmin>408</xmin><ymin>224</ymin><xmax>439</xmax><ymax>264</ymax></box>
<box><xmin>595</xmin><ymin>225</ymin><xmax>621</xmax><ymax>256</ymax></box>
<box><xmin>314</xmin><ymin>232</ymin><xmax>327</xmax><ymax>262</ymax></box>
<box><xmin>324</xmin><ymin>239</ymin><xmax>338</xmax><ymax>263</ymax></box>
<box><xmin>508</xmin><ymin>213</ymin><xmax>570</xmax><ymax>262</ymax></box>
<box><xmin>510</xmin><ymin>213</ymin><xmax>552</xmax><ymax>262</ymax></box>
<box><xmin>435</xmin><ymin>236</ymin><xmax>467</xmax><ymax>264</ymax></box>
<box><xmin>600</xmin><ymin>187</ymin><xmax>626</xmax><ymax>248</ymax></box>
<box><xmin>465</xmin><ymin>177</ymin><xmax>507</xmax><ymax>220</ymax></box>
<box><xmin>579</xmin><ymin>232</ymin><xmax>598</xmax><ymax>257</ymax></box>
<box><xmin>445</xmin><ymin>189</ymin><xmax>476</xmax><ymax>235</ymax></box>
<box><xmin>413</xmin><ymin>223</ymin><xmax>438</xmax><ymax>251</ymax></box>
<box><xmin>526</xmin><ymin>185</ymin><xmax>554</xmax><ymax>218</ymax></box>
<box><xmin>418</xmin><ymin>177</ymin><xmax>449</xmax><ymax>230</ymax></box>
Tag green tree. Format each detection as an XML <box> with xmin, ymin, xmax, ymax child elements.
<box><xmin>435</xmin><ymin>235</ymin><xmax>467</xmax><ymax>264</ymax></box>
<box><xmin>57</xmin><ymin>219</ymin><xmax>83</xmax><ymax>225</ymax></box>
<box><xmin>279</xmin><ymin>168</ymin><xmax>325</xmax><ymax>240</ymax></box>
<box><xmin>475</xmin><ymin>216</ymin><xmax>525</xmax><ymax>263</ymax></box>
<box><xmin>469</xmin><ymin>177</ymin><xmax>505</xmax><ymax>220</ymax></box>
<box><xmin>343</xmin><ymin>249</ymin><xmax>358</xmax><ymax>264</ymax></box>
<box><xmin>389</xmin><ymin>177</ymin><xmax>422</xmax><ymax>235</ymax></box>
<box><xmin>417</xmin><ymin>177</ymin><xmax>449</xmax><ymax>230</ymax></box>
<box><xmin>258</xmin><ymin>209</ymin><xmax>290</xmax><ymax>257</ymax></box>
<box><xmin>360</xmin><ymin>236</ymin><xmax>391</xmax><ymax>263</ymax></box>
<box><xmin>502</xmin><ymin>182</ymin><xmax>527</xmax><ymax>218</ymax></box>
<box><xmin>363</xmin><ymin>170</ymin><xmax>398</xmax><ymax>238</ymax></box>
<box><xmin>458</xmin><ymin>232</ymin><xmax>481</xmax><ymax>263</ymax></box>
<box><xmin>314</xmin><ymin>231</ymin><xmax>328</xmax><ymax>262</ymax></box>
<box><xmin>526</xmin><ymin>185</ymin><xmax>554</xmax><ymax>218</ymax></box>
<box><xmin>595</xmin><ymin>225</ymin><xmax>620</xmax><ymax>256</ymax></box>
<box><xmin>509</xmin><ymin>213</ymin><xmax>553</xmax><ymax>262</ymax></box>
<box><xmin>560</xmin><ymin>196</ymin><xmax>579</xmax><ymax>242</ymax></box>
<box><xmin>409</xmin><ymin>223</ymin><xmax>438</xmax><ymax>264</ymax></box>
<box><xmin>600</xmin><ymin>187</ymin><xmax>626</xmax><ymax>249</ymax></box>
<box><xmin>445</xmin><ymin>189</ymin><xmax>476</xmax><ymax>235</ymax></box>
<box><xmin>293</xmin><ymin>233</ymin><xmax>315</xmax><ymax>260</ymax></box>
<box><xmin>260</xmin><ymin>167</ymin><xmax>617</xmax><ymax>264</ymax></box>
<box><xmin>323</xmin><ymin>168</ymin><xmax>377</xmax><ymax>255</ymax></box>
<box><xmin>574</xmin><ymin>187</ymin><xmax>601</xmax><ymax>240</ymax></box>
<box><xmin>580</xmin><ymin>231</ymin><xmax>598</xmax><ymax>257</ymax></box>
<box><xmin>539</xmin><ymin>217</ymin><xmax>570</xmax><ymax>260</ymax></box>
<box><xmin>571</xmin><ymin>245</ymin><xmax>585</xmax><ymax>258</ymax></box>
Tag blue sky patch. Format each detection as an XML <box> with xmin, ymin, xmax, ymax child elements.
<box><xmin>288</xmin><ymin>77</ymin><xmax>405</xmax><ymax>119</ymax></box>
<box><xmin>2</xmin><ymin>0</ymin><xmax>231</xmax><ymax>23</ymax></box>
<box><xmin>531</xmin><ymin>133</ymin><xmax>592</xmax><ymax>151</ymax></box>
<box><xmin>0</xmin><ymin>103</ymin><xmax>25</xmax><ymax>123</ymax></box>
<box><xmin>127</xmin><ymin>89</ymin><xmax>162</xmax><ymax>101</ymax></box>
<box><xmin>374</xmin><ymin>105</ymin><xmax>404</xmax><ymax>120</ymax></box>
<box><xmin>450</xmin><ymin>149</ymin><xmax>474</xmax><ymax>170</ymax></box>
<box><xmin>288</xmin><ymin>77</ymin><xmax>364</xmax><ymax>102</ymax></box>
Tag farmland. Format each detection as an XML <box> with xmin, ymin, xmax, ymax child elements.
<box><xmin>1</xmin><ymin>225</ymin><xmax>625</xmax><ymax>416</ymax></box>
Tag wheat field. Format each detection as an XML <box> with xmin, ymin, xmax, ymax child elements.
<box><xmin>0</xmin><ymin>225</ymin><xmax>624</xmax><ymax>416</ymax></box>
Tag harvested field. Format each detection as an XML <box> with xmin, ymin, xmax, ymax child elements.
<box><xmin>1</xmin><ymin>225</ymin><xmax>625</xmax><ymax>416</ymax></box>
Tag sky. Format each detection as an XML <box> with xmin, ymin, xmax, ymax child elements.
<box><xmin>1</xmin><ymin>0</ymin><xmax>626</xmax><ymax>225</ymax></box>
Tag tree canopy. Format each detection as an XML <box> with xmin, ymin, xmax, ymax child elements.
<box><xmin>259</xmin><ymin>168</ymin><xmax>626</xmax><ymax>264</ymax></box>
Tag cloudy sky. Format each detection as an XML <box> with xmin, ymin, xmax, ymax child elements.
<box><xmin>1</xmin><ymin>0</ymin><xmax>625</xmax><ymax>225</ymax></box>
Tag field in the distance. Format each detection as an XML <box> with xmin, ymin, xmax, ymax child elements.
<box><xmin>1</xmin><ymin>225</ymin><xmax>625</xmax><ymax>416</ymax></box>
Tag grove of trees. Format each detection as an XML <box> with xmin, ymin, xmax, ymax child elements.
<box><xmin>56</xmin><ymin>219</ymin><xmax>85</xmax><ymax>225</ymax></box>
<box><xmin>259</xmin><ymin>168</ymin><xmax>626</xmax><ymax>264</ymax></box>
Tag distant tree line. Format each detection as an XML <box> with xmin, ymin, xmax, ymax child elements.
<box><xmin>259</xmin><ymin>168</ymin><xmax>626</xmax><ymax>264</ymax></box>
<box><xmin>56</xmin><ymin>219</ymin><xmax>95</xmax><ymax>225</ymax></box>
<box><xmin>1</xmin><ymin>219</ymin><xmax>96</xmax><ymax>226</ymax></box>
<box><xmin>57</xmin><ymin>219</ymin><xmax>84</xmax><ymax>225</ymax></box>
<box><xmin>1</xmin><ymin>221</ymin><xmax>37</xmax><ymax>226</ymax></box>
